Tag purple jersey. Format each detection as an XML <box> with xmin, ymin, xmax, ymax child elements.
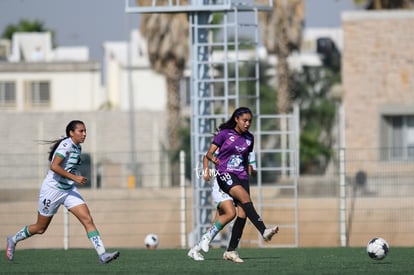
<box><xmin>212</xmin><ymin>128</ymin><xmax>254</xmax><ymax>180</ymax></box>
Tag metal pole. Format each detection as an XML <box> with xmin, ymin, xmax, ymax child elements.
<box><xmin>338</xmin><ymin>103</ymin><xmax>347</xmax><ymax>247</ymax></box>
<box><xmin>64</xmin><ymin>208</ymin><xmax>69</xmax><ymax>250</ymax></box>
<box><xmin>294</xmin><ymin>104</ymin><xmax>300</xmax><ymax>247</ymax></box>
<box><xmin>339</xmin><ymin>148</ymin><xmax>346</xmax><ymax>247</ymax></box>
<box><xmin>180</xmin><ymin>150</ymin><xmax>187</xmax><ymax>248</ymax></box>
<box><xmin>127</xmin><ymin>14</ymin><xmax>138</xmax><ymax>188</ymax></box>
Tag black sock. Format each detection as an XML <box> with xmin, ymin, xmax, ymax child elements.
<box><xmin>227</xmin><ymin>217</ymin><xmax>246</xmax><ymax>251</ymax></box>
<box><xmin>241</xmin><ymin>202</ymin><xmax>266</xmax><ymax>235</ymax></box>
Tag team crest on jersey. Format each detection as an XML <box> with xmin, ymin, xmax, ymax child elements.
<box><xmin>246</xmin><ymin>139</ymin><xmax>252</xmax><ymax>146</ymax></box>
<box><xmin>235</xmin><ymin>145</ymin><xmax>245</xmax><ymax>153</ymax></box>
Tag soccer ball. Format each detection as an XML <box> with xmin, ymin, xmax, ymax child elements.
<box><xmin>144</xmin><ymin>233</ymin><xmax>159</xmax><ymax>249</ymax></box>
<box><xmin>367</xmin><ymin>237</ymin><xmax>389</xmax><ymax>260</ymax></box>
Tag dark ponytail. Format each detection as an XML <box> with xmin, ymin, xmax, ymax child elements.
<box><xmin>48</xmin><ymin>137</ymin><xmax>66</xmax><ymax>161</ymax></box>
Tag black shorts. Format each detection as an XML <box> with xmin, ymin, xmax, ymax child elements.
<box><xmin>216</xmin><ymin>172</ymin><xmax>250</xmax><ymax>204</ymax></box>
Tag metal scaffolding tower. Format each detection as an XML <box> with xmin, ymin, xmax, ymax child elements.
<box><xmin>125</xmin><ymin>0</ymin><xmax>299</xmax><ymax>248</ymax></box>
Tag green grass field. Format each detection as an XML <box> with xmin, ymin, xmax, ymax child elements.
<box><xmin>1</xmin><ymin>247</ymin><xmax>412</xmax><ymax>274</ymax></box>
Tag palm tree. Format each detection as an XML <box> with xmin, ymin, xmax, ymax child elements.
<box><xmin>259</xmin><ymin>0</ymin><xmax>304</xmax><ymax>178</ymax></box>
<box><xmin>138</xmin><ymin>10</ymin><xmax>189</xmax><ymax>185</ymax></box>
<box><xmin>259</xmin><ymin>0</ymin><xmax>304</xmax><ymax>114</ymax></box>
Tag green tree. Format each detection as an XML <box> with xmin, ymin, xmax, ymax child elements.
<box><xmin>291</xmin><ymin>66</ymin><xmax>340</xmax><ymax>174</ymax></box>
<box><xmin>2</xmin><ymin>19</ymin><xmax>54</xmax><ymax>45</ymax></box>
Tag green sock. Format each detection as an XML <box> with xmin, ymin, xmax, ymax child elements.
<box><xmin>208</xmin><ymin>220</ymin><xmax>224</xmax><ymax>240</ymax></box>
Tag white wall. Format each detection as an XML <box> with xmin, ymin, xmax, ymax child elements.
<box><xmin>119</xmin><ymin>67</ymin><xmax>167</xmax><ymax>111</ymax></box>
<box><xmin>0</xmin><ymin>65</ymin><xmax>104</xmax><ymax>111</ymax></box>
<box><xmin>103</xmin><ymin>30</ymin><xmax>167</xmax><ymax>112</ymax></box>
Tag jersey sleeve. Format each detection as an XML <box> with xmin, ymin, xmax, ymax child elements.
<box><xmin>54</xmin><ymin>139</ymin><xmax>70</xmax><ymax>160</ymax></box>
<box><xmin>212</xmin><ymin>130</ymin><xmax>226</xmax><ymax>147</ymax></box>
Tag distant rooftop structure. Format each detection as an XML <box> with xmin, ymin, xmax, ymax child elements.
<box><xmin>103</xmin><ymin>29</ymin><xmax>149</xmax><ymax>67</ymax></box>
<box><xmin>7</xmin><ymin>32</ymin><xmax>89</xmax><ymax>63</ymax></box>
<box><xmin>0</xmin><ymin>39</ymin><xmax>11</xmax><ymax>61</ymax></box>
<box><xmin>302</xmin><ymin>27</ymin><xmax>343</xmax><ymax>53</ymax></box>
<box><xmin>125</xmin><ymin>0</ymin><xmax>272</xmax><ymax>13</ymax></box>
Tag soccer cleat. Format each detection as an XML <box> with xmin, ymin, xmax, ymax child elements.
<box><xmin>99</xmin><ymin>251</ymin><xmax>120</xmax><ymax>264</ymax></box>
<box><xmin>199</xmin><ymin>233</ymin><xmax>211</xmax><ymax>253</ymax></box>
<box><xmin>6</xmin><ymin>236</ymin><xmax>16</xmax><ymax>261</ymax></box>
<box><xmin>263</xmin><ymin>226</ymin><xmax>279</xmax><ymax>241</ymax></box>
<box><xmin>223</xmin><ymin>250</ymin><xmax>244</xmax><ymax>263</ymax></box>
<box><xmin>187</xmin><ymin>247</ymin><xmax>204</xmax><ymax>261</ymax></box>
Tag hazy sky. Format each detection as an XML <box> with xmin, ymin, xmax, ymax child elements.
<box><xmin>0</xmin><ymin>0</ymin><xmax>357</xmax><ymax>61</ymax></box>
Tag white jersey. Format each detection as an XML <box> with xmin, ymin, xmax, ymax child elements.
<box><xmin>43</xmin><ymin>137</ymin><xmax>82</xmax><ymax>190</ymax></box>
<box><xmin>248</xmin><ymin>150</ymin><xmax>256</xmax><ymax>170</ymax></box>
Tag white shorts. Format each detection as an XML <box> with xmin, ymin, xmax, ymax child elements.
<box><xmin>38</xmin><ymin>182</ymin><xmax>85</xmax><ymax>217</ymax></box>
<box><xmin>211</xmin><ymin>179</ymin><xmax>233</xmax><ymax>209</ymax></box>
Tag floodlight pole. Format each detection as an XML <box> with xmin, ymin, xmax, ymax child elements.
<box><xmin>126</xmin><ymin>14</ymin><xmax>139</xmax><ymax>188</ymax></box>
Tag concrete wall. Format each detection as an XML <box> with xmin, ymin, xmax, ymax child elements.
<box><xmin>1</xmin><ymin>188</ymin><xmax>413</xmax><ymax>250</ymax></box>
<box><xmin>341</xmin><ymin>10</ymin><xmax>414</xmax><ymax>175</ymax></box>
<box><xmin>0</xmin><ymin>111</ymin><xmax>170</xmax><ymax>188</ymax></box>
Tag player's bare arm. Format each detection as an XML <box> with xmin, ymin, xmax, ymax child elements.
<box><xmin>50</xmin><ymin>155</ymin><xmax>87</xmax><ymax>185</ymax></box>
<box><xmin>206</xmin><ymin>144</ymin><xmax>219</xmax><ymax>165</ymax></box>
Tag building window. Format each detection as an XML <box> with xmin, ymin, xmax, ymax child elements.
<box><xmin>0</xmin><ymin>81</ymin><xmax>16</xmax><ymax>108</ymax></box>
<box><xmin>381</xmin><ymin>115</ymin><xmax>414</xmax><ymax>161</ymax></box>
<box><xmin>25</xmin><ymin>81</ymin><xmax>50</xmax><ymax>109</ymax></box>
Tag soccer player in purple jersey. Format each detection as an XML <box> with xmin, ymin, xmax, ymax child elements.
<box><xmin>188</xmin><ymin>150</ymin><xmax>258</xmax><ymax>261</ymax></box>
<box><xmin>205</xmin><ymin>107</ymin><xmax>278</xmax><ymax>263</ymax></box>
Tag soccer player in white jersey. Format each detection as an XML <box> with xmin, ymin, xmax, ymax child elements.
<box><xmin>188</xmin><ymin>150</ymin><xmax>257</xmax><ymax>262</ymax></box>
<box><xmin>6</xmin><ymin>120</ymin><xmax>119</xmax><ymax>264</ymax></box>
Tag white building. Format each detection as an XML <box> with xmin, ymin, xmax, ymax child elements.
<box><xmin>103</xmin><ymin>29</ymin><xmax>167</xmax><ymax>111</ymax></box>
<box><xmin>0</xmin><ymin>32</ymin><xmax>104</xmax><ymax>112</ymax></box>
<box><xmin>0</xmin><ymin>31</ymin><xmax>169</xmax><ymax>113</ymax></box>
